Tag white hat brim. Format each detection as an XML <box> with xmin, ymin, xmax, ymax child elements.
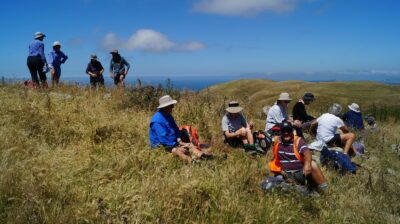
<box><xmin>157</xmin><ymin>100</ymin><xmax>177</xmax><ymax>109</ymax></box>
<box><xmin>226</xmin><ymin>107</ymin><xmax>243</xmax><ymax>113</ymax></box>
<box><xmin>348</xmin><ymin>105</ymin><xmax>360</xmax><ymax>113</ymax></box>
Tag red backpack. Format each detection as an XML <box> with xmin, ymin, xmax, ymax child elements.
<box><xmin>179</xmin><ymin>126</ymin><xmax>200</xmax><ymax>146</ymax></box>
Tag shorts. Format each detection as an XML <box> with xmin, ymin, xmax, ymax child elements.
<box><xmin>327</xmin><ymin>134</ymin><xmax>342</xmax><ymax>147</ymax></box>
<box><xmin>224</xmin><ymin>135</ymin><xmax>243</xmax><ymax>148</ymax></box>
<box><xmin>114</xmin><ymin>73</ymin><xmax>125</xmax><ymax>85</ymax></box>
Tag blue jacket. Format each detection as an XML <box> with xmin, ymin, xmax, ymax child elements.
<box><xmin>149</xmin><ymin>110</ymin><xmax>181</xmax><ymax>148</ymax></box>
<box><xmin>342</xmin><ymin>110</ymin><xmax>364</xmax><ymax>130</ymax></box>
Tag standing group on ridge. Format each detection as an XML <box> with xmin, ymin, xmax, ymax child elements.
<box><xmin>27</xmin><ymin>32</ymin><xmax>130</xmax><ymax>88</ymax></box>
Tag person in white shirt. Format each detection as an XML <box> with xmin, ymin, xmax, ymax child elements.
<box><xmin>311</xmin><ymin>103</ymin><xmax>356</xmax><ymax>155</ymax></box>
<box><xmin>265</xmin><ymin>92</ymin><xmax>297</xmax><ymax>132</ymax></box>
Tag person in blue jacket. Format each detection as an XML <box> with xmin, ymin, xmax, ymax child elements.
<box><xmin>149</xmin><ymin>95</ymin><xmax>212</xmax><ymax>163</ymax></box>
<box><xmin>48</xmin><ymin>41</ymin><xmax>68</xmax><ymax>86</ymax></box>
<box><xmin>342</xmin><ymin>103</ymin><xmax>364</xmax><ymax>130</ymax></box>
<box><xmin>27</xmin><ymin>32</ymin><xmax>48</xmax><ymax>87</ymax></box>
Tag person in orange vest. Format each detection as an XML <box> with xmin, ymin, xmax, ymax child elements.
<box><xmin>269</xmin><ymin>121</ymin><xmax>327</xmax><ymax>191</ymax></box>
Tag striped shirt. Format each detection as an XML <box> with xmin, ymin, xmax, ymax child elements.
<box><xmin>277</xmin><ymin>138</ymin><xmax>309</xmax><ymax>172</ymax></box>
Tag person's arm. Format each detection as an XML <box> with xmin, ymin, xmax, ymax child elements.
<box><xmin>310</xmin><ymin>120</ymin><xmax>318</xmax><ymax>136</ymax></box>
<box><xmin>61</xmin><ymin>52</ymin><xmax>68</xmax><ymax>64</ymax></box>
<box><xmin>99</xmin><ymin>62</ymin><xmax>104</xmax><ymax>75</ymax></box>
<box><xmin>224</xmin><ymin>129</ymin><xmax>246</xmax><ymax>139</ymax></box>
<box><xmin>303</xmin><ymin>149</ymin><xmax>312</xmax><ymax>176</ymax></box>
<box><xmin>339</xmin><ymin>125</ymin><xmax>349</xmax><ymax>134</ymax></box>
<box><xmin>86</xmin><ymin>64</ymin><xmax>96</xmax><ymax>77</ymax></box>
<box><xmin>123</xmin><ymin>58</ymin><xmax>130</xmax><ymax>75</ymax></box>
<box><xmin>47</xmin><ymin>52</ymin><xmax>54</xmax><ymax>68</ymax></box>
<box><xmin>39</xmin><ymin>42</ymin><xmax>47</xmax><ymax>64</ymax></box>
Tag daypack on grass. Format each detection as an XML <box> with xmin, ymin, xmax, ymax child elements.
<box><xmin>179</xmin><ymin>126</ymin><xmax>200</xmax><ymax>146</ymax></box>
<box><xmin>320</xmin><ymin>147</ymin><xmax>357</xmax><ymax>174</ymax></box>
<box><xmin>253</xmin><ymin>130</ymin><xmax>272</xmax><ymax>153</ymax></box>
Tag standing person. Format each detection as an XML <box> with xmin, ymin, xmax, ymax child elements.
<box><xmin>48</xmin><ymin>41</ymin><xmax>68</xmax><ymax>86</ymax></box>
<box><xmin>86</xmin><ymin>54</ymin><xmax>104</xmax><ymax>88</ymax></box>
<box><xmin>149</xmin><ymin>95</ymin><xmax>213</xmax><ymax>163</ymax></box>
<box><xmin>27</xmin><ymin>32</ymin><xmax>48</xmax><ymax>87</ymax></box>
<box><xmin>342</xmin><ymin>103</ymin><xmax>364</xmax><ymax>130</ymax></box>
<box><xmin>265</xmin><ymin>92</ymin><xmax>293</xmax><ymax>132</ymax></box>
<box><xmin>292</xmin><ymin>92</ymin><xmax>316</xmax><ymax>137</ymax></box>
<box><xmin>221</xmin><ymin>101</ymin><xmax>254</xmax><ymax>147</ymax></box>
<box><xmin>109</xmin><ymin>49</ymin><xmax>130</xmax><ymax>87</ymax></box>
<box><xmin>311</xmin><ymin>103</ymin><xmax>356</xmax><ymax>155</ymax></box>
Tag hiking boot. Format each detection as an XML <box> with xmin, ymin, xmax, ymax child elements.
<box><xmin>200</xmin><ymin>154</ymin><xmax>214</xmax><ymax>160</ymax></box>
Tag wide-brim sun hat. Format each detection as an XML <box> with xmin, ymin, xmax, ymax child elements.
<box><xmin>226</xmin><ymin>101</ymin><xmax>243</xmax><ymax>113</ymax></box>
<box><xmin>278</xmin><ymin>92</ymin><xmax>292</xmax><ymax>101</ymax></box>
<box><xmin>109</xmin><ymin>49</ymin><xmax>119</xmax><ymax>54</ymax></box>
<box><xmin>157</xmin><ymin>95</ymin><xmax>177</xmax><ymax>109</ymax></box>
<box><xmin>303</xmin><ymin>92</ymin><xmax>315</xmax><ymax>101</ymax></box>
<box><xmin>90</xmin><ymin>54</ymin><xmax>97</xmax><ymax>59</ymax></box>
<box><xmin>348</xmin><ymin>103</ymin><xmax>361</xmax><ymax>113</ymax></box>
<box><xmin>53</xmin><ymin>41</ymin><xmax>61</xmax><ymax>47</ymax></box>
<box><xmin>34</xmin><ymin>32</ymin><xmax>46</xmax><ymax>39</ymax></box>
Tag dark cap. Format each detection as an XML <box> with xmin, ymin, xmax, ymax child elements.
<box><xmin>303</xmin><ymin>92</ymin><xmax>315</xmax><ymax>101</ymax></box>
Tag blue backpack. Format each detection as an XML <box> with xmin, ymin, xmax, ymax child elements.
<box><xmin>320</xmin><ymin>147</ymin><xmax>357</xmax><ymax>174</ymax></box>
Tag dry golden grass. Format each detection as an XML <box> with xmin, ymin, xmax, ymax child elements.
<box><xmin>0</xmin><ymin>81</ymin><xmax>399</xmax><ymax>223</ymax></box>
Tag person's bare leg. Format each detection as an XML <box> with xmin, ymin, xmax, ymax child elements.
<box><xmin>310</xmin><ymin>160</ymin><xmax>326</xmax><ymax>185</ymax></box>
<box><xmin>172</xmin><ymin>147</ymin><xmax>192</xmax><ymax>163</ymax></box>
<box><xmin>341</xmin><ymin>133</ymin><xmax>356</xmax><ymax>155</ymax></box>
<box><xmin>245</xmin><ymin>127</ymin><xmax>254</xmax><ymax>144</ymax></box>
<box><xmin>188</xmin><ymin>145</ymin><xmax>203</xmax><ymax>158</ymax></box>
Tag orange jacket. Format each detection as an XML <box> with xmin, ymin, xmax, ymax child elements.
<box><xmin>268</xmin><ymin>136</ymin><xmax>303</xmax><ymax>173</ymax></box>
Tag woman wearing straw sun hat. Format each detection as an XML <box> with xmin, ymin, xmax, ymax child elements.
<box><xmin>221</xmin><ymin>101</ymin><xmax>254</xmax><ymax>147</ymax></box>
<box><xmin>342</xmin><ymin>103</ymin><xmax>364</xmax><ymax>130</ymax></box>
<box><xmin>149</xmin><ymin>95</ymin><xmax>213</xmax><ymax>163</ymax></box>
<box><xmin>27</xmin><ymin>32</ymin><xmax>48</xmax><ymax>87</ymax></box>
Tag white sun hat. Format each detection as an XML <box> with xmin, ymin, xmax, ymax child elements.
<box><xmin>278</xmin><ymin>92</ymin><xmax>292</xmax><ymax>101</ymax></box>
<box><xmin>157</xmin><ymin>95</ymin><xmax>178</xmax><ymax>109</ymax></box>
<box><xmin>53</xmin><ymin>41</ymin><xmax>61</xmax><ymax>47</ymax></box>
<box><xmin>226</xmin><ymin>101</ymin><xmax>243</xmax><ymax>113</ymax></box>
<box><xmin>348</xmin><ymin>103</ymin><xmax>361</xmax><ymax>113</ymax></box>
<box><xmin>34</xmin><ymin>32</ymin><xmax>46</xmax><ymax>39</ymax></box>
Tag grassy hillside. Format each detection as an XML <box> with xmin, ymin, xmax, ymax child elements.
<box><xmin>0</xmin><ymin>81</ymin><xmax>399</xmax><ymax>223</ymax></box>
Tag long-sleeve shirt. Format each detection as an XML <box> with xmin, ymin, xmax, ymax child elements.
<box><xmin>48</xmin><ymin>50</ymin><xmax>68</xmax><ymax>68</ymax></box>
<box><xmin>28</xmin><ymin>39</ymin><xmax>46</xmax><ymax>63</ymax></box>
<box><xmin>292</xmin><ymin>101</ymin><xmax>314</xmax><ymax>122</ymax></box>
<box><xmin>149</xmin><ymin>110</ymin><xmax>181</xmax><ymax>148</ymax></box>
<box><xmin>265</xmin><ymin>104</ymin><xmax>288</xmax><ymax>131</ymax></box>
<box><xmin>109</xmin><ymin>57</ymin><xmax>130</xmax><ymax>74</ymax></box>
<box><xmin>86</xmin><ymin>61</ymin><xmax>104</xmax><ymax>75</ymax></box>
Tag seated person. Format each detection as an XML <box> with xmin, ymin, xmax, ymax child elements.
<box><xmin>292</xmin><ymin>92</ymin><xmax>316</xmax><ymax>137</ymax></box>
<box><xmin>342</xmin><ymin>103</ymin><xmax>364</xmax><ymax>130</ymax></box>
<box><xmin>269</xmin><ymin>121</ymin><xmax>327</xmax><ymax>191</ymax></box>
<box><xmin>149</xmin><ymin>95</ymin><xmax>212</xmax><ymax>163</ymax></box>
<box><xmin>311</xmin><ymin>103</ymin><xmax>356</xmax><ymax>155</ymax></box>
<box><xmin>221</xmin><ymin>101</ymin><xmax>254</xmax><ymax>147</ymax></box>
<box><xmin>265</xmin><ymin>92</ymin><xmax>293</xmax><ymax>133</ymax></box>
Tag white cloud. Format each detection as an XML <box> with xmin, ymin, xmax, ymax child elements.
<box><xmin>193</xmin><ymin>0</ymin><xmax>301</xmax><ymax>16</ymax></box>
<box><xmin>101</xmin><ymin>29</ymin><xmax>205</xmax><ymax>53</ymax></box>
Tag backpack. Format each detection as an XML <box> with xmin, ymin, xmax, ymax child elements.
<box><xmin>179</xmin><ymin>126</ymin><xmax>200</xmax><ymax>146</ymax></box>
<box><xmin>320</xmin><ymin>147</ymin><xmax>357</xmax><ymax>174</ymax></box>
<box><xmin>252</xmin><ymin>130</ymin><xmax>272</xmax><ymax>154</ymax></box>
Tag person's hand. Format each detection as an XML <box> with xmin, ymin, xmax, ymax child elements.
<box><xmin>50</xmin><ymin>68</ymin><xmax>55</xmax><ymax>76</ymax></box>
<box><xmin>120</xmin><ymin>74</ymin><xmax>125</xmax><ymax>81</ymax></box>
<box><xmin>293</xmin><ymin>120</ymin><xmax>302</xmax><ymax>128</ymax></box>
<box><xmin>249</xmin><ymin>120</ymin><xmax>254</xmax><ymax>130</ymax></box>
<box><xmin>235</xmin><ymin>127</ymin><xmax>246</xmax><ymax>137</ymax></box>
<box><xmin>303</xmin><ymin>162</ymin><xmax>312</xmax><ymax>176</ymax></box>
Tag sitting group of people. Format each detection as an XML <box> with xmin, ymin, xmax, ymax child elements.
<box><xmin>149</xmin><ymin>92</ymin><xmax>367</xmax><ymax>193</ymax></box>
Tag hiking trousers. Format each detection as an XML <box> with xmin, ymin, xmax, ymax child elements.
<box><xmin>27</xmin><ymin>56</ymin><xmax>47</xmax><ymax>84</ymax></box>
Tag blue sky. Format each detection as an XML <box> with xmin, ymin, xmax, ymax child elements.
<box><xmin>1</xmin><ymin>0</ymin><xmax>400</xmax><ymax>80</ymax></box>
